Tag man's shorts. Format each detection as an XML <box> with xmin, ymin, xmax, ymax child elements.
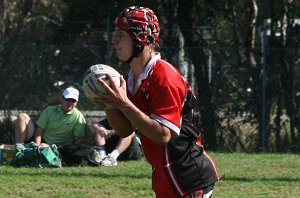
<box><xmin>98</xmin><ymin>118</ymin><xmax>143</xmax><ymax>160</ymax></box>
<box><xmin>105</xmin><ymin>134</ymin><xmax>144</xmax><ymax>160</ymax></box>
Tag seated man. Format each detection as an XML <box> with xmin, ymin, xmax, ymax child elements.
<box><xmin>14</xmin><ymin>87</ymin><xmax>86</xmax><ymax>146</ymax></box>
<box><xmin>89</xmin><ymin>118</ymin><xmax>143</xmax><ymax>166</ymax></box>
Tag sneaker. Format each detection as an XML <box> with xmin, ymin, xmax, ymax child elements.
<box><xmin>101</xmin><ymin>154</ymin><xmax>117</xmax><ymax>166</ymax></box>
<box><xmin>87</xmin><ymin>149</ymin><xmax>105</xmax><ymax>165</ymax></box>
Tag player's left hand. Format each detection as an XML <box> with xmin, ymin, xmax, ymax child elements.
<box><xmin>97</xmin><ymin>75</ymin><xmax>131</xmax><ymax>110</ymax></box>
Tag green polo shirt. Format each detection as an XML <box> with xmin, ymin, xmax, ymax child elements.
<box><xmin>36</xmin><ymin>105</ymin><xmax>86</xmax><ymax>145</ymax></box>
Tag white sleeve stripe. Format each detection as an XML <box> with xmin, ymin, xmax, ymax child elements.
<box><xmin>150</xmin><ymin>114</ymin><xmax>180</xmax><ymax>135</ymax></box>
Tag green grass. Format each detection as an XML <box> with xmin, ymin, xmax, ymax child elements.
<box><xmin>214</xmin><ymin>152</ymin><xmax>300</xmax><ymax>198</ymax></box>
<box><xmin>0</xmin><ymin>153</ymin><xmax>299</xmax><ymax>197</ymax></box>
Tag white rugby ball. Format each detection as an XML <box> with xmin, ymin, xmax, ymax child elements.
<box><xmin>82</xmin><ymin>64</ymin><xmax>121</xmax><ymax>100</ymax></box>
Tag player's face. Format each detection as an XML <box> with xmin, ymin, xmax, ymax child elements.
<box><xmin>61</xmin><ymin>97</ymin><xmax>77</xmax><ymax>113</ymax></box>
<box><xmin>111</xmin><ymin>29</ymin><xmax>133</xmax><ymax>61</ymax></box>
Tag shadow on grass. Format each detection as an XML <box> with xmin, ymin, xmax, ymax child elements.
<box><xmin>221</xmin><ymin>175</ymin><xmax>300</xmax><ymax>182</ymax></box>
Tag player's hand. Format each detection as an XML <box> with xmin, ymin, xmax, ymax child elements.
<box><xmin>97</xmin><ymin>75</ymin><xmax>131</xmax><ymax>110</ymax></box>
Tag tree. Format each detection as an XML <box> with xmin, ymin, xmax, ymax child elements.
<box><xmin>0</xmin><ymin>0</ymin><xmax>33</xmax><ymax>109</ymax></box>
<box><xmin>178</xmin><ymin>0</ymin><xmax>218</xmax><ymax>150</ymax></box>
<box><xmin>266</xmin><ymin>0</ymin><xmax>300</xmax><ymax>151</ymax></box>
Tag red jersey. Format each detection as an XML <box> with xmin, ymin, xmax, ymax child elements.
<box><xmin>126</xmin><ymin>53</ymin><xmax>219</xmax><ymax>197</ymax></box>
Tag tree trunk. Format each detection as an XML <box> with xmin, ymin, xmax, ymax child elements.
<box><xmin>0</xmin><ymin>0</ymin><xmax>32</xmax><ymax>108</ymax></box>
<box><xmin>178</xmin><ymin>0</ymin><xmax>217</xmax><ymax>150</ymax></box>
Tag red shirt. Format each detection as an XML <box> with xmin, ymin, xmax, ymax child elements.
<box><xmin>126</xmin><ymin>53</ymin><xmax>219</xmax><ymax>197</ymax></box>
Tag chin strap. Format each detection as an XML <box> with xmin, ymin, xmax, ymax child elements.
<box><xmin>125</xmin><ymin>40</ymin><xmax>145</xmax><ymax>64</ymax></box>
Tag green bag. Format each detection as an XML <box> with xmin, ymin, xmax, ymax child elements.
<box><xmin>11</xmin><ymin>142</ymin><xmax>62</xmax><ymax>168</ymax></box>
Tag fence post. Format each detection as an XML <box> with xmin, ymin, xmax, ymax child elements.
<box><xmin>259</xmin><ymin>19</ymin><xmax>269</xmax><ymax>152</ymax></box>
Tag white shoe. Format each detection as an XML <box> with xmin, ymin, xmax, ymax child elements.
<box><xmin>101</xmin><ymin>154</ymin><xmax>117</xmax><ymax>166</ymax></box>
<box><xmin>88</xmin><ymin>149</ymin><xmax>106</xmax><ymax>165</ymax></box>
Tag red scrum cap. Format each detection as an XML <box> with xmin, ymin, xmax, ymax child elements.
<box><xmin>115</xmin><ymin>6</ymin><xmax>160</xmax><ymax>59</ymax></box>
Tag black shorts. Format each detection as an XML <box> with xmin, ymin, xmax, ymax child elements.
<box><xmin>98</xmin><ymin>118</ymin><xmax>143</xmax><ymax>160</ymax></box>
<box><xmin>105</xmin><ymin>134</ymin><xmax>143</xmax><ymax>161</ymax></box>
<box><xmin>24</xmin><ymin>123</ymin><xmax>47</xmax><ymax>144</ymax></box>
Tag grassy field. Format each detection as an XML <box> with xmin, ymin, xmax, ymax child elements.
<box><xmin>0</xmin><ymin>152</ymin><xmax>299</xmax><ymax>198</ymax></box>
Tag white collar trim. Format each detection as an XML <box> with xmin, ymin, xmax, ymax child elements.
<box><xmin>128</xmin><ymin>53</ymin><xmax>161</xmax><ymax>95</ymax></box>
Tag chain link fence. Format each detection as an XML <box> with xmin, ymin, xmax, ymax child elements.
<box><xmin>1</xmin><ymin>44</ymin><xmax>300</xmax><ymax>152</ymax></box>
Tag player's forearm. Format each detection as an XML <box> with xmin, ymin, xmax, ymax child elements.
<box><xmin>105</xmin><ymin>108</ymin><xmax>134</xmax><ymax>138</ymax></box>
<box><xmin>119</xmin><ymin>100</ymin><xmax>171</xmax><ymax>145</ymax></box>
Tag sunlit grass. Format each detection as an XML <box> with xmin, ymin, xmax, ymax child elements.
<box><xmin>213</xmin><ymin>152</ymin><xmax>300</xmax><ymax>198</ymax></box>
<box><xmin>0</xmin><ymin>153</ymin><xmax>299</xmax><ymax>197</ymax></box>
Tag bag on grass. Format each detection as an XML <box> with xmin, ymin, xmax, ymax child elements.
<box><xmin>10</xmin><ymin>142</ymin><xmax>62</xmax><ymax>168</ymax></box>
<box><xmin>58</xmin><ymin>144</ymin><xmax>95</xmax><ymax>166</ymax></box>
